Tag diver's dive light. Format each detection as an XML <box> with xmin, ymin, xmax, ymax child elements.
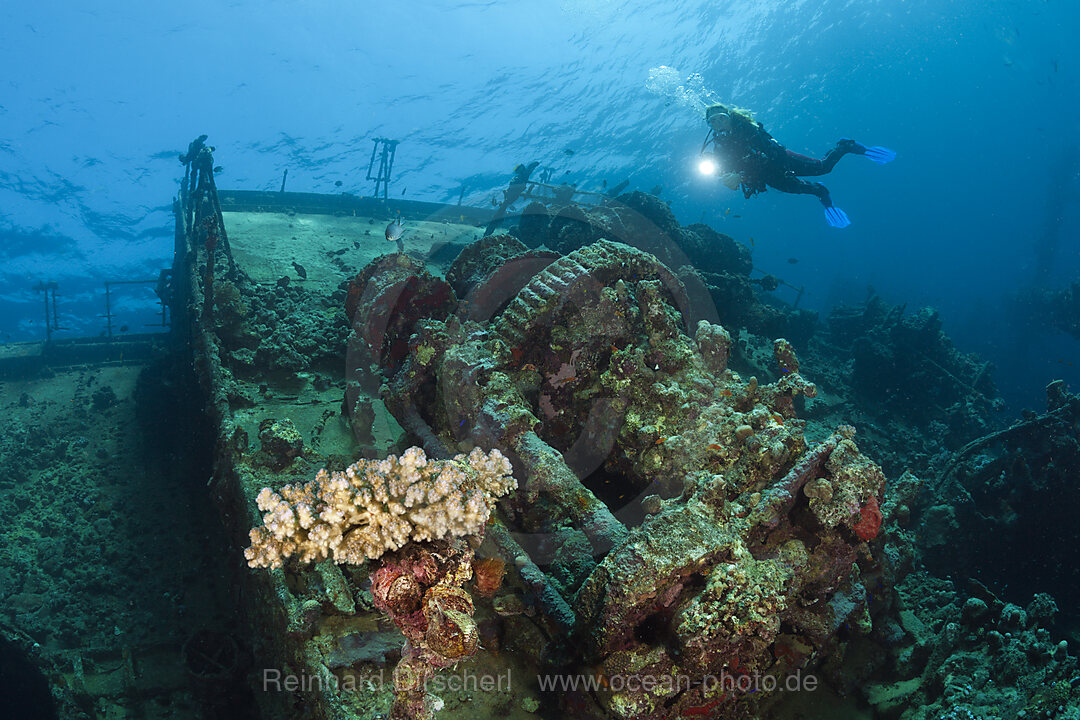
<box><xmin>698</xmin><ymin>157</ymin><xmax>718</xmax><ymax>176</ymax></box>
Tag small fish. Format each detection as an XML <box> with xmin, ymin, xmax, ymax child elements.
<box><xmin>291</xmin><ymin>261</ymin><xmax>307</xmax><ymax>279</ymax></box>
<box><xmin>748</xmin><ymin>237</ymin><xmax>755</xmax><ymax>247</ymax></box>
<box><xmin>787</xmin><ymin>257</ymin><xmax>798</xmax><ymax>264</ymax></box>
<box><xmin>401</xmin><ymin>187</ymin><xmax>407</xmax><ymax>196</ymax></box>
<box><xmin>213</xmin><ymin>165</ymin><xmax>224</xmax><ymax>174</ymax></box>
<box><xmin>385</xmin><ymin>216</ymin><xmax>405</xmax><ymax>252</ymax></box>
<box><xmin>385</xmin><ymin>217</ymin><xmax>404</xmax><ymax>242</ymax></box>
<box><xmin>707</xmin><ymin>443</ymin><xmax>723</xmax><ymax>452</ymax></box>
<box><xmin>119</xmin><ymin>324</ymin><xmax>129</xmax><ymax>333</ymax></box>
<box><xmin>563</xmin><ymin>148</ymin><xmax>575</xmax><ymax>156</ymax></box>
<box><xmin>334</xmin><ymin>180</ymin><xmax>343</xmax><ymax>187</ymax></box>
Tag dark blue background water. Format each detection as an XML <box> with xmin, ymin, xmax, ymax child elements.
<box><xmin>1</xmin><ymin>0</ymin><xmax>1076</xmax><ymax>412</ymax></box>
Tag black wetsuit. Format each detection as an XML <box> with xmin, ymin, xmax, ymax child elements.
<box><xmin>707</xmin><ymin>122</ymin><xmax>859</xmax><ymax>206</ymax></box>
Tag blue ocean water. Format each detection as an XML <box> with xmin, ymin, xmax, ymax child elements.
<box><xmin>3</xmin><ymin>5</ymin><xmax>1080</xmax><ymax>718</ymax></box>
<box><xmin>0</xmin><ymin>0</ymin><xmax>1076</xmax><ymax>409</ymax></box>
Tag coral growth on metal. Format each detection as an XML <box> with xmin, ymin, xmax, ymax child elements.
<box><xmin>371</xmin><ymin>540</ymin><xmax>479</xmax><ymax>720</ymax></box>
<box><xmin>349</xmin><ymin>236</ymin><xmax>887</xmax><ymax>719</ymax></box>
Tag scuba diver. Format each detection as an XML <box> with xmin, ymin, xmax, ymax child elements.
<box><xmin>701</xmin><ymin>103</ymin><xmax>895</xmax><ymax>228</ymax></box>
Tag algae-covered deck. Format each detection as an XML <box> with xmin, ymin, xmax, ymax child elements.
<box><xmin>0</xmin><ymin>337</ymin><xmax>233</xmax><ymax>720</ymax></box>
<box><xmin>220</xmin><ymin>191</ymin><xmax>488</xmax><ymax>293</ymax></box>
<box><xmin>213</xmin><ymin>191</ymin><xmax>490</xmax><ymax>457</ymax></box>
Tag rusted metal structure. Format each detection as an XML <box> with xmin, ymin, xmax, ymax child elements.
<box><xmin>175</xmin><ymin>136</ymin><xmax>887</xmax><ymax>720</ymax></box>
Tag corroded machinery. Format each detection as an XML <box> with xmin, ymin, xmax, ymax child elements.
<box><xmin>173</xmin><ymin>134</ymin><xmax>1080</xmax><ymax>720</ymax></box>
<box><xmin>178</xmin><ymin>128</ymin><xmax>890</xmax><ymax>718</ymax></box>
<box><xmin>351</xmin><ymin>232</ymin><xmax>888</xmax><ymax>718</ymax></box>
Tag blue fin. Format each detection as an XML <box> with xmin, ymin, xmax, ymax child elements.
<box><xmin>863</xmin><ymin>145</ymin><xmax>896</xmax><ymax>164</ymax></box>
<box><xmin>825</xmin><ymin>206</ymin><xmax>851</xmax><ymax>228</ymax></box>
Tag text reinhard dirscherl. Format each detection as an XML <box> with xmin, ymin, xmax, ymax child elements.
<box><xmin>261</xmin><ymin>667</ymin><xmax>819</xmax><ymax>696</ymax></box>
